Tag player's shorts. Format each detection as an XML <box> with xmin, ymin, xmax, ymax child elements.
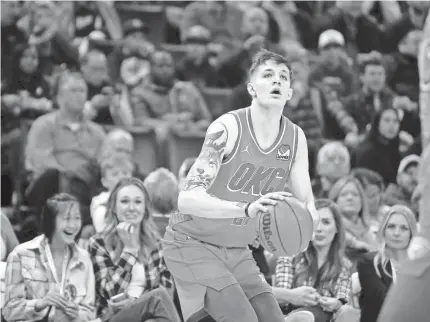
<box><xmin>162</xmin><ymin>226</ymin><xmax>272</xmax><ymax>322</ymax></box>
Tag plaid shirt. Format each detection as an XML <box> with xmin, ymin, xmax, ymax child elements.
<box><xmin>3</xmin><ymin>235</ymin><xmax>96</xmax><ymax>322</ymax></box>
<box><xmin>275</xmin><ymin>254</ymin><xmax>352</xmax><ymax>311</ymax></box>
<box><xmin>88</xmin><ymin>234</ymin><xmax>173</xmax><ymax>317</ymax></box>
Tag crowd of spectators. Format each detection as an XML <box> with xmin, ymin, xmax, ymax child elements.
<box><xmin>1</xmin><ymin>1</ymin><xmax>429</xmax><ymax>322</ymax></box>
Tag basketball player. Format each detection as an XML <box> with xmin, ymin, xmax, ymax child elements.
<box><xmin>162</xmin><ymin>49</ymin><xmax>319</xmax><ymax>322</ymax></box>
<box><xmin>378</xmin><ymin>10</ymin><xmax>430</xmax><ymax>322</ymax></box>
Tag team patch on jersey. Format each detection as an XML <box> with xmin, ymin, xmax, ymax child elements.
<box><xmin>276</xmin><ymin>144</ymin><xmax>291</xmax><ymax>161</ymax></box>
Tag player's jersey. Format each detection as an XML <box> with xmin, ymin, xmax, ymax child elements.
<box><xmin>169</xmin><ymin>107</ymin><xmax>299</xmax><ymax>247</ymax></box>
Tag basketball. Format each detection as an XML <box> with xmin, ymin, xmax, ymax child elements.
<box><xmin>257</xmin><ymin>197</ymin><xmax>314</xmax><ymax>257</ymax></box>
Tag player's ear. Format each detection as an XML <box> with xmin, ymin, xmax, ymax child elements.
<box><xmin>247</xmin><ymin>83</ymin><xmax>256</xmax><ymax>98</ymax></box>
<box><xmin>286</xmin><ymin>87</ymin><xmax>293</xmax><ymax>100</ymax></box>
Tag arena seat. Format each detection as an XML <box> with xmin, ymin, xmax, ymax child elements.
<box><xmin>160</xmin><ymin>43</ymin><xmax>188</xmax><ymax>62</ymax></box>
<box><xmin>103</xmin><ymin>125</ymin><xmax>160</xmax><ymax>176</ymax></box>
<box><xmin>115</xmin><ymin>4</ymin><xmax>167</xmax><ymax>46</ymax></box>
<box><xmin>201</xmin><ymin>87</ymin><xmax>233</xmax><ymax>120</ymax></box>
<box><xmin>167</xmin><ymin>128</ymin><xmax>205</xmax><ymax>176</ymax></box>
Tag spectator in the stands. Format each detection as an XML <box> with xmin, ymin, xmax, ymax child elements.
<box><xmin>351</xmin><ymin>168</ymin><xmax>388</xmax><ymax>231</ymax></box>
<box><xmin>181</xmin><ymin>1</ymin><xmax>243</xmax><ymax>53</ymax></box>
<box><xmin>309</xmin><ymin>29</ymin><xmax>357</xmax><ymax>100</ymax></box>
<box><xmin>91</xmin><ymin>152</ymin><xmax>134</xmax><ymax>234</ymax></box>
<box><xmin>176</xmin><ymin>25</ymin><xmax>227</xmax><ymax>88</ymax></box>
<box><xmin>1</xmin><ymin>44</ymin><xmax>53</xmax><ymax>204</ymax></box>
<box><xmin>80</xmin><ymin>50</ymin><xmax>116</xmax><ymax>124</ymax></box>
<box><xmin>88</xmin><ymin>177</ymin><xmax>180</xmax><ymax>322</ymax></box>
<box><xmin>1</xmin><ymin>212</ymin><xmax>19</xmax><ymax>309</ymax></box>
<box><xmin>355</xmin><ymin>205</ymin><xmax>417</xmax><ymax>322</ymax></box>
<box><xmin>25</xmin><ymin>70</ymin><xmax>106</xmax><ymax>224</ymax></box>
<box><xmin>329</xmin><ymin>176</ymin><xmax>379</xmax><ymax>259</ymax></box>
<box><xmin>315</xmin><ymin>0</ymin><xmax>384</xmax><ymax>56</ymax></box>
<box><xmin>352</xmin><ymin>107</ymin><xmax>402</xmax><ymax>185</ymax></box>
<box><xmin>1</xmin><ymin>1</ymin><xmax>26</xmax><ymax>84</ymax></box>
<box><xmin>274</xmin><ymin>199</ymin><xmax>353</xmax><ymax>322</ymax></box>
<box><xmin>383</xmin><ymin>154</ymin><xmax>420</xmax><ymax>215</ymax></box>
<box><xmin>308</xmin><ymin>29</ymin><xmax>358</xmax><ymax>139</ymax></box>
<box><xmin>3</xmin><ymin>193</ymin><xmax>96</xmax><ymax>322</ymax></box>
<box><xmin>385</xmin><ymin>29</ymin><xmax>422</xmax><ymax>102</ymax></box>
<box><xmin>27</xmin><ymin>1</ymin><xmax>80</xmax><ymax>78</ymax></box>
<box><xmin>313</xmin><ymin>141</ymin><xmax>351</xmax><ymax>199</ymax></box>
<box><xmin>122</xmin><ymin>50</ymin><xmax>211</xmax><ymax>129</ymax></box>
<box><xmin>382</xmin><ymin>1</ymin><xmax>429</xmax><ymax>53</ymax></box>
<box><xmin>108</xmin><ymin>18</ymin><xmax>155</xmax><ymax>83</ymax></box>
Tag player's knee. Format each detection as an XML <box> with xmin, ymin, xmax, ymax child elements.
<box><xmin>205</xmin><ymin>286</ymin><xmax>258</xmax><ymax>322</ymax></box>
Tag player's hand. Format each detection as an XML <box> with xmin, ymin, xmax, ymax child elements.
<box><xmin>318</xmin><ymin>296</ymin><xmax>342</xmax><ymax>312</ymax></box>
<box><xmin>247</xmin><ymin>191</ymin><xmax>292</xmax><ymax>218</ymax></box>
<box><xmin>289</xmin><ymin>286</ymin><xmax>320</xmax><ymax>307</ymax></box>
<box><xmin>407</xmin><ymin>236</ymin><xmax>430</xmax><ymax>260</ymax></box>
<box><xmin>117</xmin><ymin>222</ymin><xmax>140</xmax><ymax>252</ymax></box>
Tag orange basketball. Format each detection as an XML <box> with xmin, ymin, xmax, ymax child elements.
<box><xmin>257</xmin><ymin>197</ymin><xmax>314</xmax><ymax>257</ymax></box>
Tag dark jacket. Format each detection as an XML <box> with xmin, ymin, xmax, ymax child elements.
<box><xmin>357</xmin><ymin>252</ymin><xmax>393</xmax><ymax>322</ymax></box>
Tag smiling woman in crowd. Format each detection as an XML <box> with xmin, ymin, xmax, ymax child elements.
<box><xmin>88</xmin><ymin>177</ymin><xmax>180</xmax><ymax>322</ymax></box>
<box><xmin>3</xmin><ymin>193</ymin><xmax>96</xmax><ymax>322</ymax></box>
<box><xmin>273</xmin><ymin>199</ymin><xmax>353</xmax><ymax>322</ymax></box>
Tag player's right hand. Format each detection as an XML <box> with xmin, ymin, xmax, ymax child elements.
<box><xmin>247</xmin><ymin>191</ymin><xmax>292</xmax><ymax>218</ymax></box>
<box><xmin>117</xmin><ymin>222</ymin><xmax>140</xmax><ymax>251</ymax></box>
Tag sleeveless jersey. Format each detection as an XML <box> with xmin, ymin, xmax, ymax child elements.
<box><xmin>169</xmin><ymin>107</ymin><xmax>299</xmax><ymax>247</ymax></box>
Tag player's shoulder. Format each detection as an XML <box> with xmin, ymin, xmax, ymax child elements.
<box><xmin>205</xmin><ymin>110</ymin><xmax>242</xmax><ymax>156</ymax></box>
<box><xmin>282</xmin><ymin>116</ymin><xmax>307</xmax><ymax>144</ymax></box>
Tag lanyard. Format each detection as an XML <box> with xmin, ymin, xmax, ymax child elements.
<box><xmin>45</xmin><ymin>244</ymin><xmax>70</xmax><ymax>294</ymax></box>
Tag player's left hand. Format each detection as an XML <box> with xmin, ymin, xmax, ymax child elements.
<box><xmin>247</xmin><ymin>191</ymin><xmax>292</xmax><ymax>218</ymax></box>
<box><xmin>318</xmin><ymin>296</ymin><xmax>342</xmax><ymax>312</ymax></box>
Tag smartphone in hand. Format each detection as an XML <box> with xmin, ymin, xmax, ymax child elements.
<box><xmin>110</xmin><ymin>293</ymin><xmax>127</xmax><ymax>303</ymax></box>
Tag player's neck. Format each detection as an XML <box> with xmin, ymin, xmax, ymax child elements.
<box><xmin>249</xmin><ymin>101</ymin><xmax>283</xmax><ymax>131</ymax></box>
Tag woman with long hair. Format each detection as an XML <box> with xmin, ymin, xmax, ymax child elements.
<box><xmin>351</xmin><ymin>107</ymin><xmax>402</xmax><ymax>185</ymax></box>
<box><xmin>329</xmin><ymin>176</ymin><xmax>379</xmax><ymax>259</ymax></box>
<box><xmin>3</xmin><ymin>193</ymin><xmax>96</xmax><ymax>322</ymax></box>
<box><xmin>354</xmin><ymin>205</ymin><xmax>417</xmax><ymax>322</ymax></box>
<box><xmin>273</xmin><ymin>199</ymin><xmax>353</xmax><ymax>322</ymax></box>
<box><xmin>88</xmin><ymin>177</ymin><xmax>180</xmax><ymax>322</ymax></box>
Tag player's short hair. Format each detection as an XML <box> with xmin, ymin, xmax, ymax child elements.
<box><xmin>248</xmin><ymin>49</ymin><xmax>292</xmax><ymax>81</ymax></box>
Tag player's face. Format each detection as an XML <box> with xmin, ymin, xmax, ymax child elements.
<box><xmin>115</xmin><ymin>184</ymin><xmax>146</xmax><ymax>225</ymax></box>
<box><xmin>250</xmin><ymin>60</ymin><xmax>292</xmax><ymax>109</ymax></box>
<box><xmin>384</xmin><ymin>213</ymin><xmax>411</xmax><ymax>250</ymax></box>
<box><xmin>313</xmin><ymin>207</ymin><xmax>338</xmax><ymax>248</ymax></box>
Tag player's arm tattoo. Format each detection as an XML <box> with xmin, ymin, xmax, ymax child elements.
<box><xmin>182</xmin><ymin>123</ymin><xmax>228</xmax><ymax>191</ymax></box>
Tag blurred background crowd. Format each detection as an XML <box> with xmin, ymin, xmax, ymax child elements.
<box><xmin>1</xmin><ymin>1</ymin><xmax>429</xmax><ymax>322</ymax></box>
